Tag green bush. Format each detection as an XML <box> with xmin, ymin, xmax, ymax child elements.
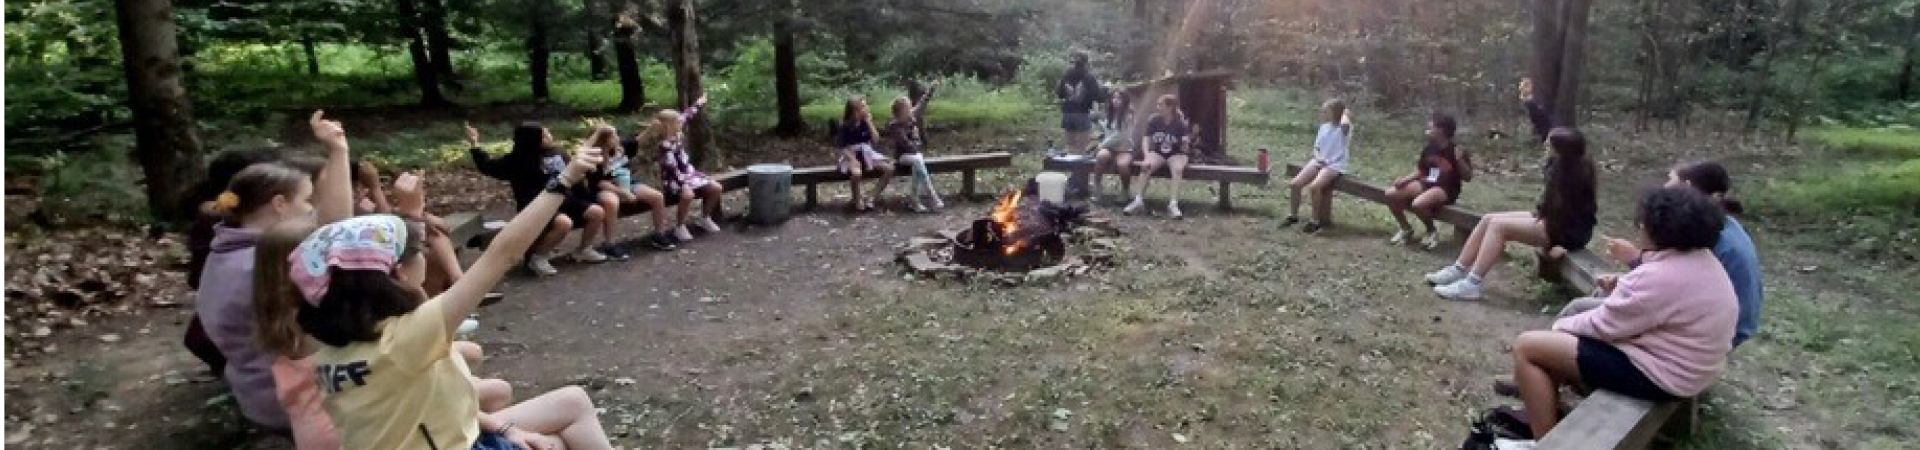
<box><xmin>17</xmin><ymin>140</ymin><xmax>150</xmax><ymax>225</ymax></box>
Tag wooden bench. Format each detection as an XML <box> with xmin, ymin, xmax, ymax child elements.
<box><xmin>1041</xmin><ymin>157</ymin><xmax>1269</xmax><ymax>209</ymax></box>
<box><xmin>1538</xmin><ymin>248</ymin><xmax>1612</xmax><ymax>295</ymax></box>
<box><xmin>1282</xmin><ymin>163</ymin><xmax>1483</xmax><ymax>235</ymax></box>
<box><xmin>779</xmin><ymin>151</ymin><xmax>1013</xmax><ymax>209</ymax></box>
<box><xmin>1540</xmin><ymin>390</ymin><xmax>1697</xmax><ymax>450</ymax></box>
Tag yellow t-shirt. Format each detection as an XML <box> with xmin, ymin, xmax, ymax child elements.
<box><xmin>313</xmin><ymin>299</ymin><xmax>480</xmax><ymax>450</ymax></box>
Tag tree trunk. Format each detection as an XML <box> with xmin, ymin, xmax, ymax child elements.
<box><xmin>1531</xmin><ymin>0</ymin><xmax>1565</xmax><ymax>114</ymax></box>
<box><xmin>527</xmin><ymin>0</ymin><xmax>551</xmax><ymax>100</ymax></box>
<box><xmin>585</xmin><ymin>0</ymin><xmax>608</xmax><ymax>80</ymax></box>
<box><xmin>670</xmin><ymin>0</ymin><xmax>717</xmax><ymax>168</ymax></box>
<box><xmin>421</xmin><ymin>0</ymin><xmax>459</xmax><ymax>89</ymax></box>
<box><xmin>1898</xmin><ymin>7</ymin><xmax>1919</xmax><ymax>99</ymax></box>
<box><xmin>772</xmin><ymin>0</ymin><xmax>805</xmax><ymax>136</ymax></box>
<box><xmin>613</xmin><ymin>23</ymin><xmax>645</xmax><ymax>112</ymax></box>
<box><xmin>301</xmin><ymin>37</ymin><xmax>320</xmax><ymax>75</ymax></box>
<box><xmin>1551</xmin><ymin>0</ymin><xmax>1592</xmax><ymax>127</ymax></box>
<box><xmin>114</xmin><ymin>0</ymin><xmax>205</xmax><ymax>224</ymax></box>
<box><xmin>396</xmin><ymin>0</ymin><xmax>449</xmax><ymax>106</ymax></box>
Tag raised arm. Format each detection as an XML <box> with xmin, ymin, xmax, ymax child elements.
<box><xmin>310</xmin><ymin>111</ymin><xmax>355</xmax><ymax>224</ymax></box>
<box><xmin>678</xmin><ymin>95</ymin><xmax>708</xmax><ymax>126</ymax></box>
<box><xmin>913</xmin><ymin>80</ymin><xmax>940</xmax><ymax>121</ymax></box>
<box><xmin>426</xmin><ymin>150</ymin><xmax>602</xmax><ymax>334</ymax></box>
<box><xmin>466</xmin><ymin>122</ymin><xmax>512</xmax><ymax>180</ymax></box>
<box><xmin>355</xmin><ymin>160</ymin><xmax>393</xmax><ymax>214</ymax></box>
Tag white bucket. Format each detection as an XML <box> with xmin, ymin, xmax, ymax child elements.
<box><xmin>1036</xmin><ymin>172</ymin><xmax>1069</xmax><ymax>205</ymax></box>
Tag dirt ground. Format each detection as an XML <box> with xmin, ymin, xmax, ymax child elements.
<box><xmin>6</xmin><ymin>111</ymin><xmax>1915</xmax><ymax>449</ymax></box>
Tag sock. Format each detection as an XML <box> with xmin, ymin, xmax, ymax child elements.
<box><xmin>1466</xmin><ymin>273</ymin><xmax>1482</xmax><ymax>285</ymax></box>
<box><xmin>1452</xmin><ymin>263</ymin><xmax>1466</xmax><ymax>272</ymax></box>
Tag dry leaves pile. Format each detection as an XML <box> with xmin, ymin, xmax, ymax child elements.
<box><xmin>419</xmin><ymin>169</ymin><xmax>511</xmax><ymax>214</ymax></box>
<box><xmin>4</xmin><ymin>227</ymin><xmax>192</xmax><ymax>359</ymax></box>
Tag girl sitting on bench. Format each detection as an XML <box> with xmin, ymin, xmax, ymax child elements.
<box><xmin>250</xmin><ymin>207</ymin><xmax>512</xmax><ymax>450</ymax></box>
<box><xmin>1426</xmin><ymin>127</ymin><xmax>1597</xmax><ymax>301</ymax></box>
<box><xmin>1091</xmin><ymin>89</ymin><xmax>1135</xmax><ymax>201</ymax></box>
<box><xmin>1501</xmin><ymin>187</ymin><xmax>1736</xmax><ymax>443</ymax></box>
<box><xmin>583</xmin><ymin>124</ymin><xmax>676</xmax><ymax>253</ymax></box>
<box><xmin>471</xmin><ymin>122</ymin><xmax>612</xmax><ymax>275</ymax></box>
<box><xmin>642</xmin><ymin>95</ymin><xmax>724</xmax><ymax>241</ymax></box>
<box><xmin>1385</xmin><ymin>112</ymin><xmax>1471</xmax><ymax>249</ymax></box>
<box><xmin>838</xmin><ymin>96</ymin><xmax>895</xmax><ymax>212</ymax></box>
<box><xmin>1123</xmin><ymin>94</ymin><xmax>1192</xmax><ymax>219</ymax></box>
<box><xmin>1281</xmin><ymin>98</ymin><xmax>1353</xmax><ymax>233</ymax></box>
<box><xmin>290</xmin><ymin>151</ymin><xmax>616</xmax><ymax>450</ymax></box>
<box><xmin>886</xmin><ymin>79</ymin><xmax>945</xmax><ymax>212</ymax></box>
<box><xmin>349</xmin><ymin>159</ymin><xmax>503</xmax><ymax>300</ymax></box>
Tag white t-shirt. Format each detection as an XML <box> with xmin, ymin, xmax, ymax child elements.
<box><xmin>1313</xmin><ymin>122</ymin><xmax>1351</xmax><ymax>173</ymax></box>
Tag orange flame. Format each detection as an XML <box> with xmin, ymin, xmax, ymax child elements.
<box><xmin>991</xmin><ymin>190</ymin><xmax>1023</xmax><ymax>255</ymax></box>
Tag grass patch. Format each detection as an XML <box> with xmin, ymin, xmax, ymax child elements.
<box><xmin>1803</xmin><ymin>127</ymin><xmax>1920</xmax><ymax>159</ymax></box>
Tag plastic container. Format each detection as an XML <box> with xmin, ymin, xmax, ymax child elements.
<box><xmin>1036</xmin><ymin>172</ymin><xmax>1069</xmax><ymax>205</ymax></box>
<box><xmin>747</xmin><ymin>164</ymin><xmax>793</xmax><ymax>225</ymax></box>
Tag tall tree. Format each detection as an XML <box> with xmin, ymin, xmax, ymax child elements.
<box><xmin>527</xmin><ymin>0</ymin><xmax>552</xmax><ymax>100</ymax></box>
<box><xmin>421</xmin><ymin>0</ymin><xmax>460</xmax><ymax>89</ymax></box>
<box><xmin>114</xmin><ymin>0</ymin><xmax>205</xmax><ymax>223</ymax></box>
<box><xmin>1530</xmin><ymin>0</ymin><xmax>1593</xmax><ymax>127</ymax></box>
<box><xmin>1898</xmin><ymin>5</ymin><xmax>1919</xmax><ymax>99</ymax></box>
<box><xmin>585</xmin><ymin>0</ymin><xmax>609</xmax><ymax>80</ymax></box>
<box><xmin>772</xmin><ymin>0</ymin><xmax>805</xmax><ymax>136</ymax></box>
<box><xmin>613</xmin><ymin>7</ymin><xmax>647</xmax><ymax>112</ymax></box>
<box><xmin>396</xmin><ymin>0</ymin><xmax>449</xmax><ymax>106</ymax></box>
<box><xmin>669</xmin><ymin>0</ymin><xmax>717</xmax><ymax>167</ymax></box>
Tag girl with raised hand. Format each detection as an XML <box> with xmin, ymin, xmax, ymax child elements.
<box><xmin>587</xmin><ymin>123</ymin><xmax>678</xmax><ymax>253</ymax></box>
<box><xmin>294</xmin><ymin>151</ymin><xmax>614</xmax><ymax>450</ymax></box>
<box><xmin>643</xmin><ymin>95</ymin><xmax>724</xmax><ymax>241</ymax></box>
<box><xmin>837</xmin><ymin>96</ymin><xmax>895</xmax><ymax>212</ymax></box>
<box><xmin>470</xmin><ymin>122</ymin><xmax>611</xmax><ymax>275</ymax></box>
<box><xmin>1427</xmin><ymin>127</ymin><xmax>1597</xmax><ymax>301</ymax></box>
<box><xmin>1385</xmin><ymin>112</ymin><xmax>1471</xmax><ymax>249</ymax></box>
<box><xmin>1282</xmin><ymin>99</ymin><xmax>1353</xmax><ymax>233</ymax></box>
<box><xmin>194</xmin><ymin>111</ymin><xmax>354</xmax><ymax>433</ymax></box>
<box><xmin>886</xmin><ymin>79</ymin><xmax>944</xmax><ymax>212</ymax></box>
<box><xmin>1123</xmin><ymin>94</ymin><xmax>1192</xmax><ymax>219</ymax></box>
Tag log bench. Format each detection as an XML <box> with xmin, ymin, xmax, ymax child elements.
<box><xmin>1538</xmin><ymin>247</ymin><xmax>1612</xmax><ymax>295</ymax></box>
<box><xmin>1041</xmin><ymin>157</ymin><xmax>1269</xmax><ymax>209</ymax></box>
<box><xmin>1539</xmin><ymin>390</ymin><xmax>1698</xmax><ymax>450</ymax></box>
<box><xmin>451</xmin><ymin>151</ymin><xmax>1014</xmax><ymax>248</ymax></box>
<box><xmin>1282</xmin><ymin>163</ymin><xmax>1483</xmax><ymax>236</ymax></box>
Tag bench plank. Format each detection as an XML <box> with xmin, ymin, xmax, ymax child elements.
<box><xmin>1282</xmin><ymin>163</ymin><xmax>1483</xmax><ymax>232</ymax></box>
<box><xmin>1541</xmin><ymin>249</ymin><xmax>1612</xmax><ymax>294</ymax></box>
<box><xmin>1539</xmin><ymin>390</ymin><xmax>1680</xmax><ymax>450</ymax></box>
<box><xmin>442</xmin><ymin>211</ymin><xmax>486</xmax><ymax>250</ymax></box>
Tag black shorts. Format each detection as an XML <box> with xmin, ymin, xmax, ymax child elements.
<box><xmin>1575</xmin><ymin>336</ymin><xmax>1677</xmax><ymax>402</ymax></box>
<box><xmin>1418</xmin><ymin>180</ymin><xmax>1460</xmax><ymax>206</ymax></box>
<box><xmin>555</xmin><ymin>197</ymin><xmax>592</xmax><ymax>226</ymax></box>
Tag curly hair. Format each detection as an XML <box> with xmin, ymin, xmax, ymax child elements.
<box><xmin>1636</xmin><ymin>187</ymin><xmax>1725</xmax><ymax>251</ymax></box>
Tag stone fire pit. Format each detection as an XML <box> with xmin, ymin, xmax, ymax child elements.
<box><xmin>897</xmin><ymin>191</ymin><xmax>1121</xmax><ymax>284</ymax></box>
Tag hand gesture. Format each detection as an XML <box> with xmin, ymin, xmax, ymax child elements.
<box><xmin>393</xmin><ymin>172</ymin><xmax>426</xmax><ymax>219</ymax></box>
<box><xmin>692</xmin><ymin>94</ymin><xmax>708</xmax><ymax>108</ymax></box>
<box><xmin>311</xmin><ymin>110</ymin><xmax>348</xmax><ymax>150</ymax></box>
<box><xmin>585</xmin><ymin>117</ymin><xmax>610</xmax><ymax>129</ymax></box>
<box><xmin>354</xmin><ymin>160</ymin><xmax>382</xmax><ymax>189</ymax></box>
<box><xmin>1596</xmin><ymin>273</ymin><xmax>1620</xmax><ymax>293</ymax></box>
<box><xmin>563</xmin><ymin>148</ymin><xmax>604</xmax><ymax>185</ymax></box>
<box><xmin>1604</xmin><ymin>236</ymin><xmax>1640</xmax><ymax>266</ymax></box>
<box><xmin>463</xmin><ymin>122</ymin><xmax>481</xmax><ymax>148</ymax></box>
<box><xmin>505</xmin><ymin>428</ymin><xmax>561</xmax><ymax>450</ymax></box>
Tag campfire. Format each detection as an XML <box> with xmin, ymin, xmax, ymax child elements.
<box><xmin>899</xmin><ymin>182</ymin><xmax>1119</xmax><ymax>283</ymax></box>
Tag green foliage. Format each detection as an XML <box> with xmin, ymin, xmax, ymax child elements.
<box><xmin>798</xmin><ymin>76</ymin><xmax>1043</xmax><ymax>130</ymax></box>
<box><xmin>13</xmin><ymin>141</ymin><xmax>150</xmax><ymax>225</ymax></box>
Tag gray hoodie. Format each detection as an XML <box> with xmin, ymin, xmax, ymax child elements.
<box><xmin>194</xmin><ymin>225</ymin><xmax>287</xmax><ymax>429</ymax></box>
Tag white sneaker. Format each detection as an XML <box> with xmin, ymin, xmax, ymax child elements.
<box><xmin>1494</xmin><ymin>438</ymin><xmax>1537</xmax><ymax>450</ymax></box>
<box><xmin>696</xmin><ymin>217</ymin><xmax>722</xmax><ymax>233</ymax></box>
<box><xmin>1123</xmin><ymin>198</ymin><xmax>1146</xmax><ymax>215</ymax></box>
<box><xmin>456</xmin><ymin>317</ymin><xmax>480</xmax><ymax>335</ymax></box>
<box><xmin>1425</xmin><ymin>265</ymin><xmax>1468</xmax><ymax>285</ymax></box>
<box><xmin>673</xmin><ymin>225</ymin><xmax>694</xmax><ymax>241</ymax></box>
<box><xmin>910</xmin><ymin>200</ymin><xmax>930</xmax><ymax>213</ymax></box>
<box><xmin>527</xmin><ymin>253</ymin><xmax>559</xmax><ymax>276</ymax></box>
<box><xmin>1389</xmin><ymin>229</ymin><xmax>1412</xmax><ymax>246</ymax></box>
<box><xmin>1421</xmin><ymin>233</ymin><xmax>1443</xmax><ymax>250</ymax></box>
<box><xmin>572</xmin><ymin>248</ymin><xmax>609</xmax><ymax>263</ymax></box>
<box><xmin>1167</xmin><ymin>200</ymin><xmax>1183</xmax><ymax>219</ymax></box>
<box><xmin>1434</xmin><ymin>277</ymin><xmax>1484</xmax><ymax>301</ymax></box>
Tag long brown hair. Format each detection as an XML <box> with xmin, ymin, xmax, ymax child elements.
<box><xmin>253</xmin><ymin>218</ymin><xmax>320</xmax><ymax>356</ymax></box>
<box><xmin>207</xmin><ymin>163</ymin><xmax>311</xmax><ymax>225</ymax></box>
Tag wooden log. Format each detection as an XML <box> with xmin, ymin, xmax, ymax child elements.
<box><xmin>1537</xmin><ymin>390</ymin><xmax>1681</xmax><ymax>450</ymax></box>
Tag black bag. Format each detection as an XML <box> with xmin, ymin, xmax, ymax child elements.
<box><xmin>1460</xmin><ymin>406</ymin><xmax>1534</xmax><ymax>450</ymax></box>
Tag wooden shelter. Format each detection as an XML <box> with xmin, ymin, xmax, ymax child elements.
<box><xmin>1116</xmin><ymin>70</ymin><xmax>1235</xmax><ymax>163</ymax></box>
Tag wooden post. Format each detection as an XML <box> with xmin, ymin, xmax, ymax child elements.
<box><xmin>1217</xmin><ymin>181</ymin><xmax>1232</xmax><ymax>210</ymax></box>
<box><xmin>962</xmin><ymin>169</ymin><xmax>978</xmax><ymax>199</ymax></box>
<box><xmin>804</xmin><ymin>183</ymin><xmax>818</xmax><ymax>209</ymax></box>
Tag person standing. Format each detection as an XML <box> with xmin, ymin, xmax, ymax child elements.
<box><xmin>1056</xmin><ymin>52</ymin><xmax>1105</xmax><ymax>154</ymax></box>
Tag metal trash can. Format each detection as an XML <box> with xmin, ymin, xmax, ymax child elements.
<box><xmin>747</xmin><ymin>163</ymin><xmax>794</xmax><ymax>225</ymax></box>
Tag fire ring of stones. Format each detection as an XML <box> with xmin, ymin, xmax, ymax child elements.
<box><xmin>897</xmin><ymin>191</ymin><xmax>1122</xmax><ymax>285</ymax></box>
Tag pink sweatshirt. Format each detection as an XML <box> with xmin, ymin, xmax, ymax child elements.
<box><xmin>1553</xmin><ymin>249</ymin><xmax>1738</xmax><ymax>397</ymax></box>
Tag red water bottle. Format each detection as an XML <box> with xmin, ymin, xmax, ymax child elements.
<box><xmin>1256</xmin><ymin>148</ymin><xmax>1271</xmax><ymax>172</ymax></box>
